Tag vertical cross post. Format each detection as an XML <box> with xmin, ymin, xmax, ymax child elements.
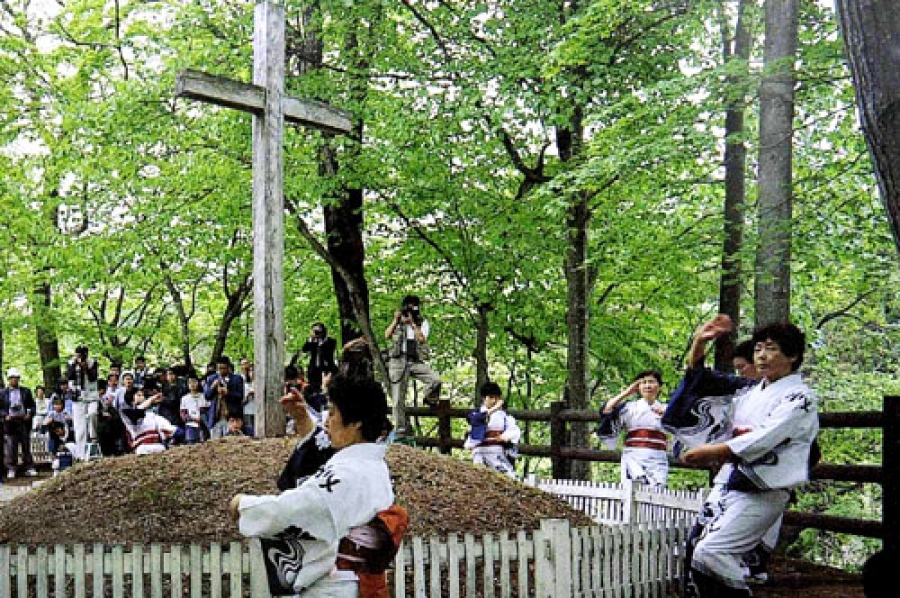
<box><xmin>251</xmin><ymin>2</ymin><xmax>286</xmax><ymax>438</ymax></box>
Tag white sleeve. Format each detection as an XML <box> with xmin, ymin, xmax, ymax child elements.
<box><xmin>503</xmin><ymin>414</ymin><xmax>522</xmax><ymax>444</ymax></box>
<box><xmin>421</xmin><ymin>319</ymin><xmax>430</xmax><ymax>339</ymax></box>
<box><xmin>239</xmin><ymin>478</ymin><xmax>339</xmax><ymax>542</ymax></box>
<box><xmin>726</xmin><ymin>389</ymin><xmax>817</xmax><ymax>462</ymax></box>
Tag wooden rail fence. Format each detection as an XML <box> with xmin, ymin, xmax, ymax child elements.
<box><xmin>408</xmin><ymin>395</ymin><xmax>900</xmax><ymax>545</ymax></box>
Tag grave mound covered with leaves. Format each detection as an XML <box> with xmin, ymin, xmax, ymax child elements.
<box><xmin>0</xmin><ymin>438</ymin><xmax>593</xmax><ymax>545</ymax></box>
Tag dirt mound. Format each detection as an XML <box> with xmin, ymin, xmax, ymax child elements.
<box><xmin>0</xmin><ymin>438</ymin><xmax>592</xmax><ymax>545</ymax></box>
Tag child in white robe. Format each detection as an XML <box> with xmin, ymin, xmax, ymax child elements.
<box><xmin>464</xmin><ymin>381</ymin><xmax>521</xmax><ymax>479</ymax></box>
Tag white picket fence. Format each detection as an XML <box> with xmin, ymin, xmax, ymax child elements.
<box><xmin>0</xmin><ymin>517</ymin><xmax>690</xmax><ymax>597</ymax></box>
<box><xmin>527</xmin><ymin>476</ymin><xmax>706</xmax><ymax>524</ymax></box>
<box><xmin>0</xmin><ymin>472</ymin><xmax>702</xmax><ymax>597</ymax></box>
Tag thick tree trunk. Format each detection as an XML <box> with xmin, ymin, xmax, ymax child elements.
<box><xmin>716</xmin><ymin>0</ymin><xmax>753</xmax><ymax>368</ymax></box>
<box><xmin>33</xmin><ymin>283</ymin><xmax>62</xmax><ymax>392</ymax></box>
<box><xmin>558</xmin><ymin>103</ymin><xmax>591</xmax><ymax>481</ymax></box>
<box><xmin>754</xmin><ymin>0</ymin><xmax>798</xmax><ymax>328</ymax></box>
<box><xmin>295</xmin><ymin>3</ymin><xmax>372</xmax><ymax>348</ymax></box>
<box><xmin>835</xmin><ymin>1</ymin><xmax>900</xmax><ymax>256</ymax></box>
<box><xmin>210</xmin><ymin>273</ymin><xmax>252</xmax><ymax>364</ymax></box>
<box><xmin>323</xmin><ymin>158</ymin><xmax>370</xmax><ymax>345</ymax></box>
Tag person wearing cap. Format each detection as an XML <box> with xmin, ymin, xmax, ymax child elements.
<box><xmin>1</xmin><ymin>368</ymin><xmax>38</xmax><ymax>478</ymax></box>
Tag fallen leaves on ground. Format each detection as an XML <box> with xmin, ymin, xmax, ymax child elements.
<box><xmin>0</xmin><ymin>438</ymin><xmax>592</xmax><ymax>545</ymax></box>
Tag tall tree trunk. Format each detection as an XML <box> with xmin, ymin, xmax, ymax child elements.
<box><xmin>558</xmin><ymin>104</ymin><xmax>592</xmax><ymax>481</ymax></box>
<box><xmin>294</xmin><ymin>2</ymin><xmax>372</xmax><ymax>347</ymax></box>
<box><xmin>835</xmin><ymin>1</ymin><xmax>900</xmax><ymax>257</ymax></box>
<box><xmin>33</xmin><ymin>283</ymin><xmax>62</xmax><ymax>392</ymax></box>
<box><xmin>716</xmin><ymin>0</ymin><xmax>753</xmax><ymax>368</ymax></box>
<box><xmin>754</xmin><ymin>0</ymin><xmax>799</xmax><ymax>327</ymax></box>
<box><xmin>474</xmin><ymin>303</ymin><xmax>491</xmax><ymax>407</ymax></box>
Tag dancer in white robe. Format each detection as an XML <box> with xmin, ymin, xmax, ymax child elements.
<box><xmin>231</xmin><ymin>374</ymin><xmax>394</xmax><ymax>598</ymax></box>
<box><xmin>665</xmin><ymin>316</ymin><xmax>818</xmax><ymax>598</ymax></box>
<box><xmin>598</xmin><ymin>370</ymin><xmax>670</xmax><ymax>487</ymax></box>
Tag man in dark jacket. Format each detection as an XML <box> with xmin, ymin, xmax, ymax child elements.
<box><xmin>1</xmin><ymin>368</ymin><xmax>37</xmax><ymax>478</ymax></box>
<box><xmin>300</xmin><ymin>322</ymin><xmax>337</xmax><ymax>391</ymax></box>
<box><xmin>204</xmin><ymin>357</ymin><xmax>244</xmax><ymax>439</ymax></box>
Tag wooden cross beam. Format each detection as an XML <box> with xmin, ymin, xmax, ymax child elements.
<box><xmin>175</xmin><ymin>2</ymin><xmax>352</xmax><ymax>438</ymax></box>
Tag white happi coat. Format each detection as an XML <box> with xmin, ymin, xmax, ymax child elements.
<box><xmin>600</xmin><ymin>399</ymin><xmax>669</xmax><ymax>487</ymax></box>
<box><xmin>238</xmin><ymin>443</ymin><xmax>394</xmax><ymax>596</ymax></box>
<box><xmin>714</xmin><ymin>372</ymin><xmax>818</xmax><ymax>490</ymax></box>
<box><xmin>677</xmin><ymin>372</ymin><xmax>818</xmax><ymax>591</ymax></box>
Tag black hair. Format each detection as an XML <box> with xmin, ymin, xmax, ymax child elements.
<box><xmin>36</xmin><ymin>385</ymin><xmax>45</xmax><ymax>392</ymax></box>
<box><xmin>312</xmin><ymin>322</ymin><xmax>327</xmax><ymax>335</ymax></box>
<box><xmin>633</xmin><ymin>369</ymin><xmax>663</xmax><ymax>385</ymax></box>
<box><xmin>733</xmin><ymin>340</ymin><xmax>754</xmax><ymax>363</ymax></box>
<box><xmin>752</xmin><ymin>322</ymin><xmax>806</xmax><ymax>371</ymax></box>
<box><xmin>284</xmin><ymin>365</ymin><xmax>300</xmax><ymax>380</ymax></box>
<box><xmin>480</xmin><ymin>381</ymin><xmax>503</xmax><ymax>398</ymax></box>
<box><xmin>124</xmin><ymin>387</ymin><xmax>141</xmax><ymax>407</ymax></box>
<box><xmin>75</xmin><ymin>346</ymin><xmax>89</xmax><ymax>357</ymax></box>
<box><xmin>327</xmin><ymin>374</ymin><xmax>389</xmax><ymax>443</ymax></box>
<box><xmin>216</xmin><ymin>355</ymin><xmax>232</xmax><ymax>367</ymax></box>
<box><xmin>401</xmin><ymin>295</ymin><xmax>421</xmax><ymax>308</ymax></box>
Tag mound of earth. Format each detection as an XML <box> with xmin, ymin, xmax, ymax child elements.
<box><xmin>0</xmin><ymin>438</ymin><xmax>593</xmax><ymax>545</ymax></box>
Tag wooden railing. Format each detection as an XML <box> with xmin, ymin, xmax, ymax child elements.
<box><xmin>0</xmin><ymin>518</ymin><xmax>691</xmax><ymax>597</ymax></box>
<box><xmin>407</xmin><ymin>395</ymin><xmax>899</xmax><ymax>547</ymax></box>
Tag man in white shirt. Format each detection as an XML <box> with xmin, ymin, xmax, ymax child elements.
<box><xmin>384</xmin><ymin>295</ymin><xmax>441</xmax><ymax>435</ymax></box>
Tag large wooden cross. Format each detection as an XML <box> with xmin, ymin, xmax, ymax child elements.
<box><xmin>175</xmin><ymin>2</ymin><xmax>352</xmax><ymax>437</ymax></box>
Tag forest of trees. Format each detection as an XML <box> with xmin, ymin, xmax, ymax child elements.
<box><xmin>1</xmin><ymin>0</ymin><xmax>898</xmax><ymax>569</ymax></box>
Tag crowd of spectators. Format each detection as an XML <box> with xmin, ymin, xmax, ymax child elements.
<box><xmin>0</xmin><ymin>350</ymin><xmax>271</xmax><ymax>473</ymax></box>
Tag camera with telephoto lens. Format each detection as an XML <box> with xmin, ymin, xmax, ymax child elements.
<box><xmin>401</xmin><ymin>303</ymin><xmax>422</xmax><ymax>325</ymax></box>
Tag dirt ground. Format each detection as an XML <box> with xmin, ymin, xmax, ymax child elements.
<box><xmin>747</xmin><ymin>557</ymin><xmax>864</xmax><ymax>598</ymax></box>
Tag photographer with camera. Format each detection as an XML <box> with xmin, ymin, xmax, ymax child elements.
<box><xmin>2</xmin><ymin>368</ymin><xmax>38</xmax><ymax>478</ymax></box>
<box><xmin>66</xmin><ymin>345</ymin><xmax>100</xmax><ymax>460</ymax></box>
<box><xmin>384</xmin><ymin>295</ymin><xmax>441</xmax><ymax>434</ymax></box>
<box><xmin>204</xmin><ymin>356</ymin><xmax>245</xmax><ymax>439</ymax></box>
<box><xmin>299</xmin><ymin>323</ymin><xmax>337</xmax><ymax>392</ymax></box>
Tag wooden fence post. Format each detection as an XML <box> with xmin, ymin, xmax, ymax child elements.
<box><xmin>884</xmin><ymin>395</ymin><xmax>899</xmax><ymax>556</ymax></box>
<box><xmin>550</xmin><ymin>401</ymin><xmax>567</xmax><ymax>479</ymax></box>
<box><xmin>536</xmin><ymin>519</ymin><xmax>573</xmax><ymax>598</ymax></box>
<box><xmin>248</xmin><ymin>539</ymin><xmax>269</xmax><ymax>597</ymax></box>
<box><xmin>437</xmin><ymin>399</ymin><xmax>453</xmax><ymax>455</ymax></box>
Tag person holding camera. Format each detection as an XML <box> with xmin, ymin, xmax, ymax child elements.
<box><xmin>66</xmin><ymin>345</ymin><xmax>100</xmax><ymax>460</ymax></box>
<box><xmin>2</xmin><ymin>368</ymin><xmax>38</xmax><ymax>478</ymax></box>
<box><xmin>384</xmin><ymin>294</ymin><xmax>441</xmax><ymax>434</ymax></box>
<box><xmin>204</xmin><ymin>356</ymin><xmax>245</xmax><ymax>439</ymax></box>
<box><xmin>300</xmin><ymin>323</ymin><xmax>337</xmax><ymax>392</ymax></box>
